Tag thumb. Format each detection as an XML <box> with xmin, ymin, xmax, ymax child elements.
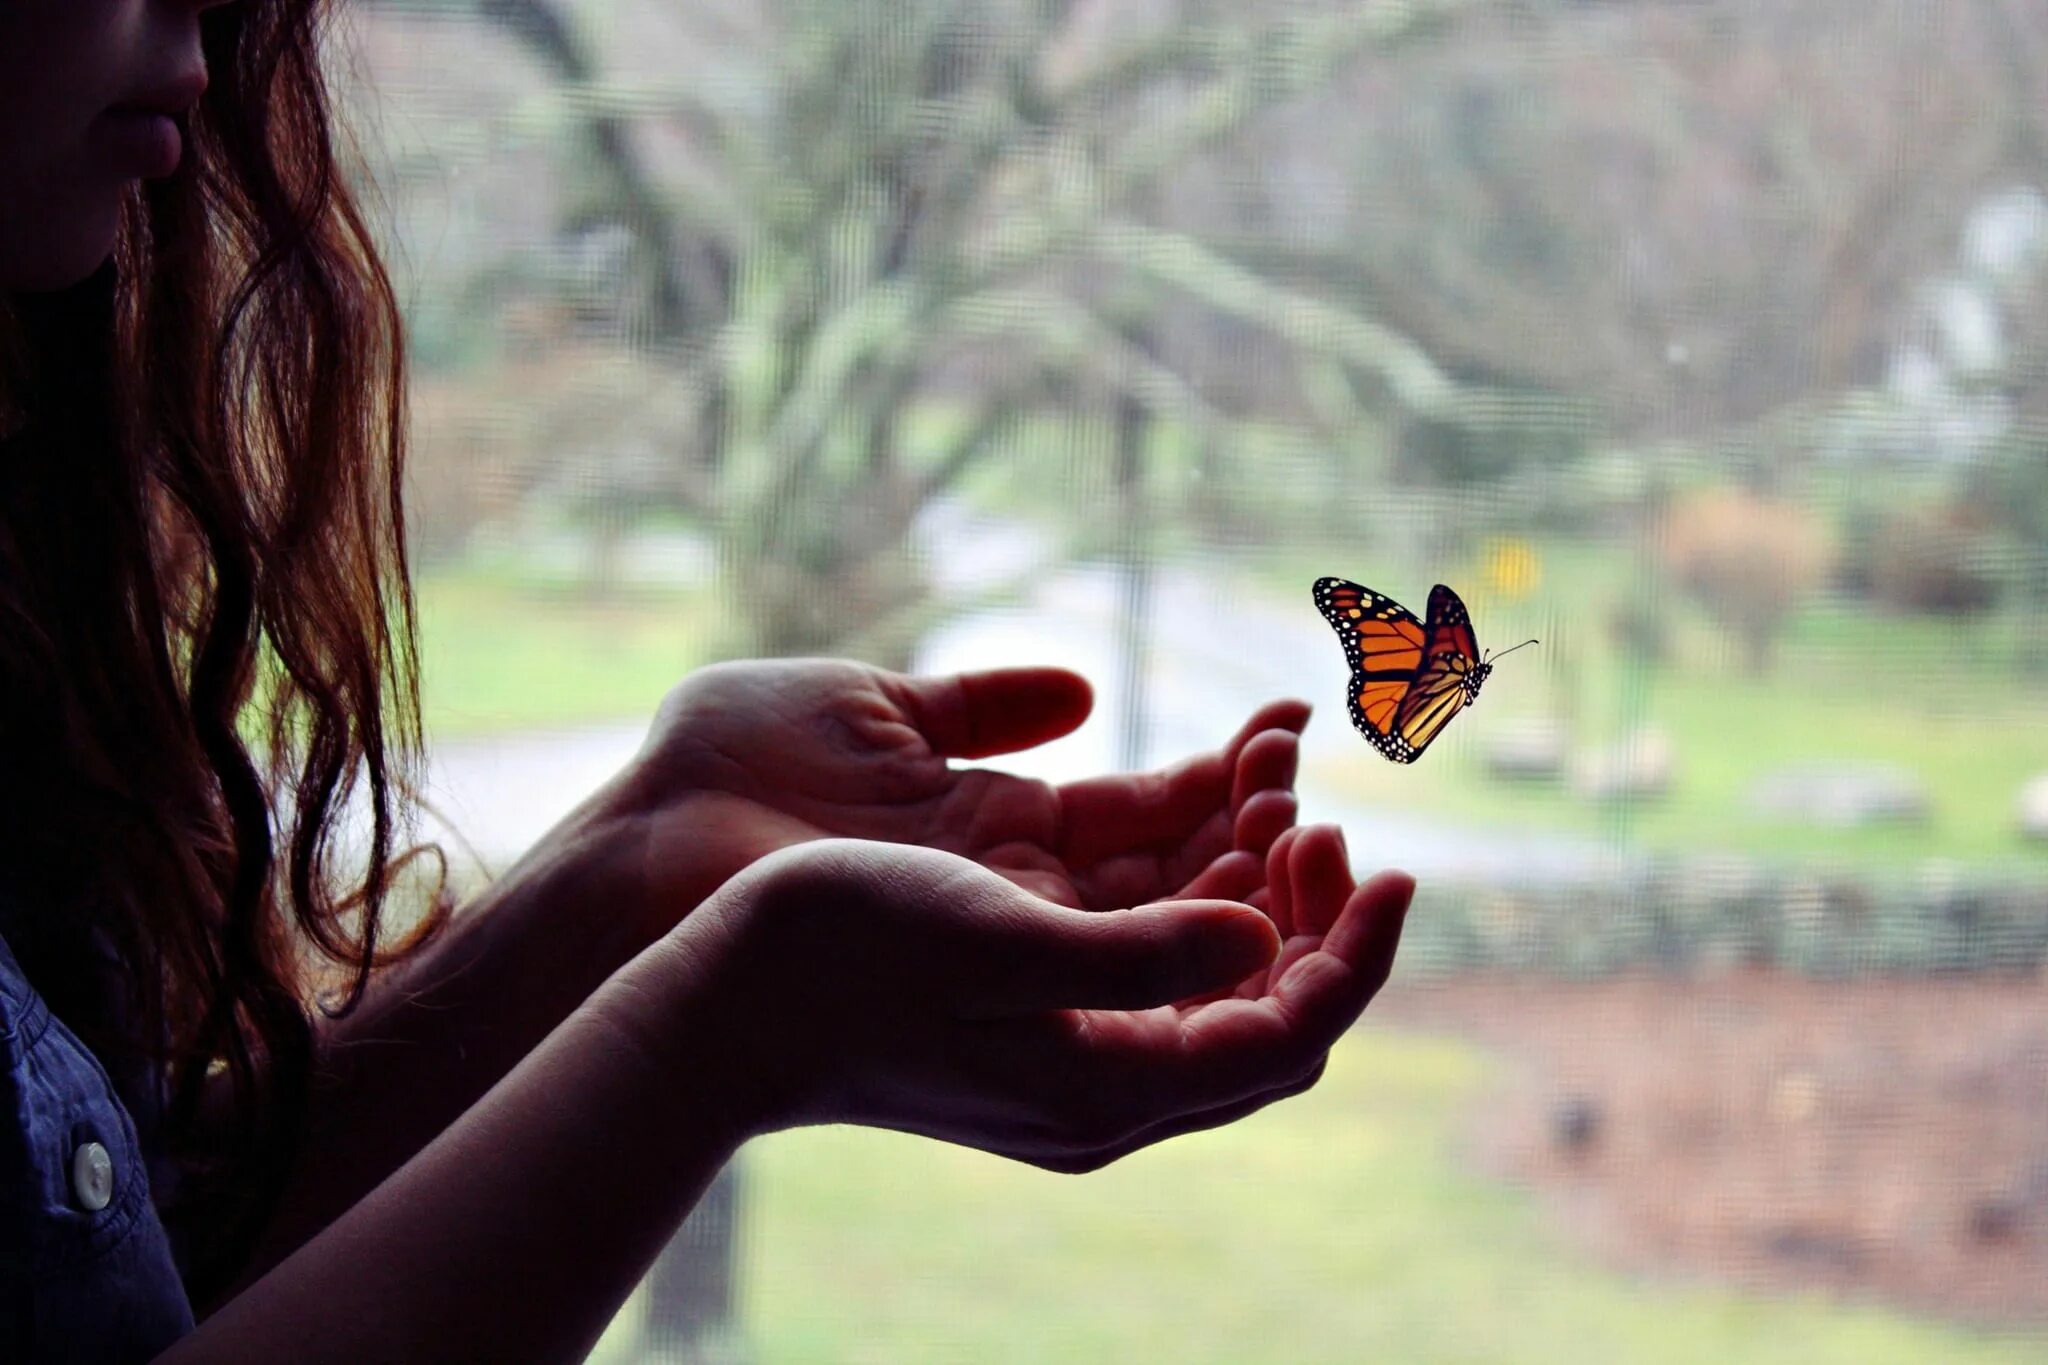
<box><xmin>887</xmin><ymin>667</ymin><xmax>1094</xmax><ymax>759</ymax></box>
<box><xmin>954</xmin><ymin>896</ymin><xmax>1280</xmax><ymax>1019</ymax></box>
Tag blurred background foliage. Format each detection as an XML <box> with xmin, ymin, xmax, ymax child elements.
<box><xmin>354</xmin><ymin>0</ymin><xmax>2048</xmax><ymax>872</ymax></box>
<box><xmin>330</xmin><ymin>0</ymin><xmax>2048</xmax><ymax>1359</ymax></box>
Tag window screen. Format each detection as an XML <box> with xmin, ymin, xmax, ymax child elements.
<box><xmin>336</xmin><ymin>1</ymin><xmax>2048</xmax><ymax>1359</ymax></box>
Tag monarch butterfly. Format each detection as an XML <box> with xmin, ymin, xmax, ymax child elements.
<box><xmin>1313</xmin><ymin>578</ymin><xmax>1536</xmax><ymax>763</ymax></box>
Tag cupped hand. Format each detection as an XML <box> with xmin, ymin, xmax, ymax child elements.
<box><xmin>659</xmin><ymin>833</ymin><xmax>1413</xmax><ymax>1171</ymax></box>
<box><xmin>606</xmin><ymin>659</ymin><xmax>1310</xmax><ymax>937</ymax></box>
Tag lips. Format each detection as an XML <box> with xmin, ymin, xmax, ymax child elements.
<box><xmin>98</xmin><ymin>111</ymin><xmax>188</xmax><ymax>180</ymax></box>
<box><xmin>98</xmin><ymin>67</ymin><xmax>205</xmax><ymax>178</ymax></box>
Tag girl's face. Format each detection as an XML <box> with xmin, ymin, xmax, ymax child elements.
<box><xmin>0</xmin><ymin>0</ymin><xmax>235</xmax><ymax>293</ymax></box>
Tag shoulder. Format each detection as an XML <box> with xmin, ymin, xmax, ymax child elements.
<box><xmin>0</xmin><ymin>931</ymin><xmax>193</xmax><ymax>1361</ymax></box>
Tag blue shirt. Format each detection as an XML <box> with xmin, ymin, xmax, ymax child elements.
<box><xmin>0</xmin><ymin>929</ymin><xmax>193</xmax><ymax>1361</ymax></box>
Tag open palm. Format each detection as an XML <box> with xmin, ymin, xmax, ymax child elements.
<box><xmin>619</xmin><ymin>658</ymin><xmax>1310</xmax><ymax>916</ymax></box>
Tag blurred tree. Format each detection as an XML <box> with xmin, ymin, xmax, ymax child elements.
<box><xmin>357</xmin><ymin>0</ymin><xmax>2048</xmax><ymax>599</ymax></box>
<box><xmin>1956</xmin><ymin>0</ymin><xmax>2048</xmax><ymax>663</ymax></box>
<box><xmin>361</xmin><ymin>0</ymin><xmax>1526</xmax><ymax>662</ymax></box>
<box><xmin>354</xmin><ymin>2</ymin><xmax>1516</xmax><ymax>1353</ymax></box>
<box><xmin>1863</xmin><ymin>502</ymin><xmax>2003</xmax><ymax>616</ymax></box>
<box><xmin>1659</xmin><ymin>487</ymin><xmax>1832</xmax><ymax>674</ymax></box>
<box><xmin>1189</xmin><ymin>0</ymin><xmax>2044</xmax><ymax>441</ymax></box>
<box><xmin>335</xmin><ymin>0</ymin><xmax>2048</xmax><ymax>1347</ymax></box>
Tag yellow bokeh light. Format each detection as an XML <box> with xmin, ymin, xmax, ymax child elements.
<box><xmin>1484</xmin><ymin>537</ymin><xmax>1542</xmax><ymax>600</ymax></box>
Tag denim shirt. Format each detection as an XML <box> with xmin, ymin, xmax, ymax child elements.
<box><xmin>0</xmin><ymin>929</ymin><xmax>193</xmax><ymax>1361</ymax></box>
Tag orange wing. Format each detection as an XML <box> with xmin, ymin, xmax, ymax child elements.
<box><xmin>1390</xmin><ymin>655</ymin><xmax>1474</xmax><ymax>755</ymax></box>
<box><xmin>1317</xmin><ymin>579</ymin><xmax>1490</xmax><ymax>763</ymax></box>
<box><xmin>1387</xmin><ymin>585</ymin><xmax>1483</xmax><ymax>757</ymax></box>
<box><xmin>1384</xmin><ymin>581</ymin><xmax>1482</xmax><ymax>753</ymax></box>
<box><xmin>1314</xmin><ymin>577</ymin><xmax>1430</xmax><ymax>762</ymax></box>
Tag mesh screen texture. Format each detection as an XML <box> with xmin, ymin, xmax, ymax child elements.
<box><xmin>338</xmin><ymin>1</ymin><xmax>2048</xmax><ymax>1358</ymax></box>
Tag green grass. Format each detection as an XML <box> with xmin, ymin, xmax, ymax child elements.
<box><xmin>670</xmin><ymin>1029</ymin><xmax>2040</xmax><ymax>1364</ymax></box>
<box><xmin>424</xmin><ymin>541</ymin><xmax>2048</xmax><ymax>1361</ymax></box>
<box><xmin>414</xmin><ymin>569</ymin><xmax>718</xmax><ymax>739</ymax></box>
<box><xmin>1269</xmin><ymin>538</ymin><xmax>2048</xmax><ymax>872</ymax></box>
<box><xmin>411</xmin><ymin>536</ymin><xmax>2048</xmax><ymax>870</ymax></box>
<box><xmin>1305</xmin><ymin>666</ymin><xmax>2048</xmax><ymax>871</ymax></box>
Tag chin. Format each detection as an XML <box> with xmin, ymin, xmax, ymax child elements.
<box><xmin>0</xmin><ymin>194</ymin><xmax>123</xmax><ymax>295</ymax></box>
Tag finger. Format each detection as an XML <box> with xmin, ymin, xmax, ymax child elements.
<box><xmin>1233</xmin><ymin>789</ymin><xmax>1297</xmax><ymax>861</ymax></box>
<box><xmin>891</xmin><ymin>667</ymin><xmax>1093</xmax><ymax>760</ymax></box>
<box><xmin>1256</xmin><ymin>870</ymin><xmax>1414</xmax><ymax>1030</ymax></box>
<box><xmin>1238</xmin><ymin>932</ymin><xmax>1321</xmax><ymax>999</ymax></box>
<box><xmin>1158</xmin><ymin>809</ymin><xmax>1238</xmax><ymax>898</ymax></box>
<box><xmin>1221</xmin><ymin>699</ymin><xmax>1313</xmax><ymax>770</ymax></box>
<box><xmin>1263</xmin><ymin>825</ymin><xmax>1303</xmax><ymax>938</ymax></box>
<box><xmin>1057</xmin><ymin>760</ymin><xmax>1229</xmax><ymax>867</ymax></box>
<box><xmin>1191</xmin><ymin>877</ymin><xmax>1416</xmax><ymax>1079</ymax></box>
<box><xmin>954</xmin><ymin>897</ymin><xmax>1280</xmax><ymax>1018</ymax></box>
<box><xmin>1289</xmin><ymin>825</ymin><xmax>1354</xmax><ymax>937</ymax></box>
<box><xmin>962</xmin><ymin>999</ymin><xmax>1331</xmax><ymax>1161</ymax></box>
<box><xmin>1016</xmin><ymin>1055</ymin><xmax>1329</xmax><ymax>1174</ymax></box>
<box><xmin>1078</xmin><ymin>792</ymin><xmax>1280</xmax><ymax>910</ymax></box>
<box><xmin>1170</xmin><ymin>852</ymin><xmax>1279</xmax><ymax>1005</ymax></box>
<box><xmin>1054</xmin><ymin>700</ymin><xmax>1310</xmax><ymax>867</ymax></box>
<box><xmin>1230</xmin><ymin>729</ymin><xmax>1300</xmax><ymax>815</ymax></box>
<box><xmin>1314</xmin><ymin>869</ymin><xmax>1416</xmax><ymax>1003</ymax></box>
<box><xmin>1022</xmin><ymin>983</ymin><xmax>1348</xmax><ymax>1126</ymax></box>
<box><xmin>1173</xmin><ymin>849</ymin><xmax>1266</xmax><ymax>903</ymax></box>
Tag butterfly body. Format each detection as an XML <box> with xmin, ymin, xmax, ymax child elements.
<box><xmin>1312</xmin><ymin>577</ymin><xmax>1525</xmax><ymax>763</ymax></box>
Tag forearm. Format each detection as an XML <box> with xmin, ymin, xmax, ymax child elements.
<box><xmin>234</xmin><ymin>788</ymin><xmax>731</xmax><ymax>1291</ymax></box>
<box><xmin>163</xmin><ymin>936</ymin><xmax>743</xmax><ymax>1364</ymax></box>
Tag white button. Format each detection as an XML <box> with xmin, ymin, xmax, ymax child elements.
<box><xmin>71</xmin><ymin>1141</ymin><xmax>114</xmax><ymax>1212</ymax></box>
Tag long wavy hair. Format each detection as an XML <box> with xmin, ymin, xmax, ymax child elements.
<box><xmin>0</xmin><ymin>0</ymin><xmax>444</xmax><ymax>1303</ymax></box>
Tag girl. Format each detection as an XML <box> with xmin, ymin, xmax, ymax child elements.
<box><xmin>0</xmin><ymin>1</ymin><xmax>1415</xmax><ymax>1359</ymax></box>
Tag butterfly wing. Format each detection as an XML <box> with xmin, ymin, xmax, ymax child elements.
<box><xmin>1385</xmin><ymin>584</ymin><xmax>1484</xmax><ymax>758</ymax></box>
<box><xmin>1388</xmin><ymin>661</ymin><xmax>1473</xmax><ymax>757</ymax></box>
<box><xmin>1421</xmin><ymin>583</ymin><xmax>1479</xmax><ymax>667</ymax></box>
<box><xmin>1313</xmin><ymin>577</ymin><xmax>1430</xmax><ymax>763</ymax></box>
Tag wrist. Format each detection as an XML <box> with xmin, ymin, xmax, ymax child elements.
<box><xmin>583</xmin><ymin>913</ymin><xmax>769</xmax><ymax>1152</ymax></box>
<box><xmin>462</xmin><ymin>796</ymin><xmax>666</xmax><ymax>985</ymax></box>
<box><xmin>596</xmin><ymin>845</ymin><xmax>866</xmax><ymax>1141</ymax></box>
<box><xmin>491</xmin><ymin>771</ymin><xmax>745</xmax><ymax>970</ymax></box>
<box><xmin>611</xmin><ymin>782</ymin><xmax>823</xmax><ymax>927</ymax></box>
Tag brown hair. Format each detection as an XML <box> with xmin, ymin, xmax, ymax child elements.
<box><xmin>0</xmin><ymin>0</ymin><xmax>444</xmax><ymax>1301</ymax></box>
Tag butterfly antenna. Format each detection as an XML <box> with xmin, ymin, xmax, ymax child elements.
<box><xmin>1484</xmin><ymin>638</ymin><xmax>1540</xmax><ymax>663</ymax></box>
